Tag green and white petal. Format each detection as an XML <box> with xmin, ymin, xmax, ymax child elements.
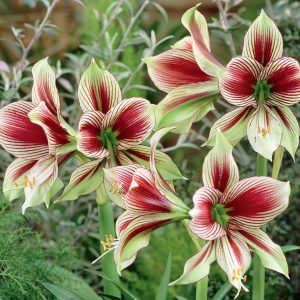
<box><xmin>238</xmin><ymin>228</ymin><xmax>289</xmax><ymax>278</ymax></box>
<box><xmin>59</xmin><ymin>159</ymin><xmax>103</xmax><ymax>201</ymax></box>
<box><xmin>247</xmin><ymin>106</ymin><xmax>282</xmax><ymax>161</ymax></box>
<box><xmin>203</xmin><ymin>130</ymin><xmax>239</xmax><ymax>193</ymax></box>
<box><xmin>78</xmin><ymin>59</ymin><xmax>122</xmax><ymax>113</ymax></box>
<box><xmin>155</xmin><ymin>81</ymin><xmax>219</xmax><ymax>131</ymax></box>
<box><xmin>3</xmin><ymin>158</ymin><xmax>36</xmax><ymax>201</ymax></box>
<box><xmin>242</xmin><ymin>10</ymin><xmax>283</xmax><ymax>66</ymax></box>
<box><xmin>181</xmin><ymin>5</ymin><xmax>225</xmax><ymax>78</ymax></box>
<box><xmin>206</xmin><ymin>107</ymin><xmax>254</xmax><ymax>147</ymax></box>
<box><xmin>118</xmin><ymin>144</ymin><xmax>183</xmax><ymax>180</ymax></box>
<box><xmin>272</xmin><ymin>106</ymin><xmax>300</xmax><ymax>159</ymax></box>
<box><xmin>32</xmin><ymin>57</ymin><xmax>61</xmax><ymax>116</ymax></box>
<box><xmin>171</xmin><ymin>241</ymin><xmax>215</xmax><ymax>285</ymax></box>
<box><xmin>22</xmin><ymin>156</ymin><xmax>58</xmax><ymax>214</ymax></box>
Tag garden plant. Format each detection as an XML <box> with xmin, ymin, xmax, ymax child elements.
<box><xmin>0</xmin><ymin>0</ymin><xmax>300</xmax><ymax>299</ymax></box>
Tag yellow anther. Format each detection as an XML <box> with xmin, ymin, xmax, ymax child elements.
<box><xmin>23</xmin><ymin>176</ymin><xmax>36</xmax><ymax>189</ymax></box>
<box><xmin>109</xmin><ymin>181</ymin><xmax>122</xmax><ymax>194</ymax></box>
<box><xmin>23</xmin><ymin>176</ymin><xmax>29</xmax><ymax>187</ymax></box>
<box><xmin>14</xmin><ymin>182</ymin><xmax>19</xmax><ymax>188</ymax></box>
<box><xmin>101</xmin><ymin>234</ymin><xmax>114</xmax><ymax>252</ymax></box>
<box><xmin>242</xmin><ymin>275</ymin><xmax>247</xmax><ymax>283</ymax></box>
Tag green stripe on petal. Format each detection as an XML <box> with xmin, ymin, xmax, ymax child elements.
<box><xmin>156</xmin><ymin>82</ymin><xmax>219</xmax><ymax>132</ymax></box>
<box><xmin>238</xmin><ymin>229</ymin><xmax>289</xmax><ymax>278</ymax></box>
<box><xmin>78</xmin><ymin>59</ymin><xmax>122</xmax><ymax>113</ymax></box>
<box><xmin>58</xmin><ymin>159</ymin><xmax>103</xmax><ymax>201</ymax></box>
<box><xmin>181</xmin><ymin>5</ymin><xmax>225</xmax><ymax>78</ymax></box>
<box><xmin>170</xmin><ymin>241</ymin><xmax>215</xmax><ymax>285</ymax></box>
<box><xmin>206</xmin><ymin>107</ymin><xmax>254</xmax><ymax>147</ymax></box>
<box><xmin>242</xmin><ymin>10</ymin><xmax>283</xmax><ymax>66</ymax></box>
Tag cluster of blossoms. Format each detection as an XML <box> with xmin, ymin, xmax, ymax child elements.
<box><xmin>0</xmin><ymin>4</ymin><xmax>299</xmax><ymax>298</ymax></box>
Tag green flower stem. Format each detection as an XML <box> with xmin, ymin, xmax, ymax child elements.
<box><xmin>182</xmin><ymin>220</ymin><xmax>208</xmax><ymax>300</ymax></box>
<box><xmin>96</xmin><ymin>139</ymin><xmax>120</xmax><ymax>296</ymax></box>
<box><xmin>96</xmin><ymin>185</ymin><xmax>120</xmax><ymax>297</ymax></box>
<box><xmin>252</xmin><ymin>154</ymin><xmax>267</xmax><ymax>300</ymax></box>
<box><xmin>272</xmin><ymin>146</ymin><xmax>284</xmax><ymax>179</ymax></box>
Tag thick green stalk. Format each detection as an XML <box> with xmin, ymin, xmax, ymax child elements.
<box><xmin>96</xmin><ymin>185</ymin><xmax>120</xmax><ymax>297</ymax></box>
<box><xmin>252</xmin><ymin>154</ymin><xmax>267</xmax><ymax>300</ymax></box>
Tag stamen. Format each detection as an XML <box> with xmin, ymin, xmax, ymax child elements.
<box><xmin>242</xmin><ymin>275</ymin><xmax>247</xmax><ymax>283</ymax></box>
<box><xmin>101</xmin><ymin>234</ymin><xmax>115</xmax><ymax>252</ymax></box>
<box><xmin>109</xmin><ymin>181</ymin><xmax>122</xmax><ymax>194</ymax></box>
<box><xmin>14</xmin><ymin>182</ymin><xmax>19</xmax><ymax>188</ymax></box>
<box><xmin>23</xmin><ymin>176</ymin><xmax>36</xmax><ymax>189</ymax></box>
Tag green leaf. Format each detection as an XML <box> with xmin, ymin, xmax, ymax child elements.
<box><xmin>42</xmin><ymin>282</ymin><xmax>82</xmax><ymax>300</ymax></box>
<box><xmin>211</xmin><ymin>282</ymin><xmax>232</xmax><ymax>300</ymax></box>
<box><xmin>36</xmin><ymin>261</ymin><xmax>100</xmax><ymax>300</ymax></box>
<box><xmin>84</xmin><ymin>269</ymin><xmax>139</xmax><ymax>300</ymax></box>
<box><xmin>155</xmin><ymin>253</ymin><xmax>172</xmax><ymax>300</ymax></box>
<box><xmin>282</xmin><ymin>245</ymin><xmax>300</xmax><ymax>253</ymax></box>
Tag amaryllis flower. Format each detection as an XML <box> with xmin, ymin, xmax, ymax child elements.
<box><xmin>207</xmin><ymin>11</ymin><xmax>300</xmax><ymax>160</ymax></box>
<box><xmin>101</xmin><ymin>129</ymin><xmax>190</xmax><ymax>273</ymax></box>
<box><xmin>172</xmin><ymin>131</ymin><xmax>289</xmax><ymax>297</ymax></box>
<box><xmin>0</xmin><ymin>58</ymin><xmax>76</xmax><ymax>212</ymax></box>
<box><xmin>59</xmin><ymin>60</ymin><xmax>182</xmax><ymax>202</ymax></box>
<box><xmin>144</xmin><ymin>5</ymin><xmax>225</xmax><ymax>132</ymax></box>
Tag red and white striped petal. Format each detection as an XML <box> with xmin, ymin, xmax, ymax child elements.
<box><xmin>260</xmin><ymin>57</ymin><xmax>300</xmax><ymax>106</ymax></box>
<box><xmin>126</xmin><ymin>168</ymin><xmax>174</xmax><ymax>213</ymax></box>
<box><xmin>206</xmin><ymin>107</ymin><xmax>254</xmax><ymax>146</ymax></box>
<box><xmin>59</xmin><ymin>159</ymin><xmax>103</xmax><ymax>201</ymax></box>
<box><xmin>216</xmin><ymin>233</ymin><xmax>251</xmax><ymax>298</ymax></box>
<box><xmin>28</xmin><ymin>102</ymin><xmax>73</xmax><ymax>155</ymax></box>
<box><xmin>107</xmin><ymin>98</ymin><xmax>155</xmax><ymax>151</ymax></box>
<box><xmin>77</xmin><ymin>111</ymin><xmax>109</xmax><ymax>159</ymax></box>
<box><xmin>272</xmin><ymin>106</ymin><xmax>300</xmax><ymax>159</ymax></box>
<box><xmin>0</xmin><ymin>101</ymin><xmax>49</xmax><ymax>159</ymax></box>
<box><xmin>155</xmin><ymin>81</ymin><xmax>219</xmax><ymax>130</ymax></box>
<box><xmin>172</xmin><ymin>36</ymin><xmax>193</xmax><ymax>50</ymax></box>
<box><xmin>78</xmin><ymin>59</ymin><xmax>122</xmax><ymax>113</ymax></box>
<box><xmin>220</xmin><ymin>56</ymin><xmax>263</xmax><ymax>107</ymax></box>
<box><xmin>117</xmin><ymin>145</ymin><xmax>183</xmax><ymax>180</ymax></box>
<box><xmin>3</xmin><ymin>158</ymin><xmax>36</xmax><ymax>201</ymax></box>
<box><xmin>247</xmin><ymin>106</ymin><xmax>282</xmax><ymax>160</ymax></box>
<box><xmin>114</xmin><ymin>212</ymin><xmax>173</xmax><ymax>273</ymax></box>
<box><xmin>223</xmin><ymin>177</ymin><xmax>290</xmax><ymax>229</ymax></box>
<box><xmin>181</xmin><ymin>6</ymin><xmax>225</xmax><ymax>78</ymax></box>
<box><xmin>144</xmin><ymin>49</ymin><xmax>212</xmax><ymax>93</ymax></box>
<box><xmin>189</xmin><ymin>186</ymin><xmax>226</xmax><ymax>240</ymax></box>
<box><xmin>22</xmin><ymin>155</ymin><xmax>58</xmax><ymax>213</ymax></box>
<box><xmin>32</xmin><ymin>58</ymin><xmax>60</xmax><ymax>116</ymax></box>
<box><xmin>238</xmin><ymin>228</ymin><xmax>288</xmax><ymax>277</ymax></box>
<box><xmin>171</xmin><ymin>241</ymin><xmax>216</xmax><ymax>285</ymax></box>
<box><xmin>242</xmin><ymin>10</ymin><xmax>283</xmax><ymax>66</ymax></box>
<box><xmin>203</xmin><ymin>130</ymin><xmax>239</xmax><ymax>193</ymax></box>
<box><xmin>103</xmin><ymin>164</ymin><xmax>141</xmax><ymax>208</ymax></box>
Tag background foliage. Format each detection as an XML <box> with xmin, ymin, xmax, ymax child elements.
<box><xmin>0</xmin><ymin>0</ymin><xmax>299</xmax><ymax>299</ymax></box>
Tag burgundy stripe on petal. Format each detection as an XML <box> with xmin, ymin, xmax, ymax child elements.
<box><xmin>126</xmin><ymin>168</ymin><xmax>173</xmax><ymax>213</ymax></box>
<box><xmin>261</xmin><ymin>57</ymin><xmax>300</xmax><ymax>106</ymax></box>
<box><xmin>220</xmin><ymin>56</ymin><xmax>263</xmax><ymax>107</ymax></box>
<box><xmin>0</xmin><ymin>101</ymin><xmax>49</xmax><ymax>159</ymax></box>
<box><xmin>78</xmin><ymin>111</ymin><xmax>109</xmax><ymax>159</ymax></box>
<box><xmin>107</xmin><ymin>98</ymin><xmax>155</xmax><ymax>151</ymax></box>
<box><xmin>223</xmin><ymin>177</ymin><xmax>290</xmax><ymax>229</ymax></box>
<box><xmin>145</xmin><ymin>49</ymin><xmax>212</xmax><ymax>93</ymax></box>
<box><xmin>189</xmin><ymin>186</ymin><xmax>226</xmax><ymax>240</ymax></box>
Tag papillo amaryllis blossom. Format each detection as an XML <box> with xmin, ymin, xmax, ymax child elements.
<box><xmin>59</xmin><ymin>60</ymin><xmax>183</xmax><ymax>203</ymax></box>
<box><xmin>207</xmin><ymin>10</ymin><xmax>300</xmax><ymax>160</ymax></box>
<box><xmin>99</xmin><ymin>128</ymin><xmax>190</xmax><ymax>273</ymax></box>
<box><xmin>144</xmin><ymin>5</ymin><xmax>225</xmax><ymax>132</ymax></box>
<box><xmin>172</xmin><ymin>131</ymin><xmax>290</xmax><ymax>298</ymax></box>
<box><xmin>0</xmin><ymin>58</ymin><xmax>76</xmax><ymax>213</ymax></box>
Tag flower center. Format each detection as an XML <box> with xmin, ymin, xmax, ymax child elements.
<box><xmin>254</xmin><ymin>80</ymin><xmax>271</xmax><ymax>103</ymax></box>
<box><xmin>211</xmin><ymin>204</ymin><xmax>230</xmax><ymax>228</ymax></box>
<box><xmin>99</xmin><ymin>128</ymin><xmax>119</xmax><ymax>150</ymax></box>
